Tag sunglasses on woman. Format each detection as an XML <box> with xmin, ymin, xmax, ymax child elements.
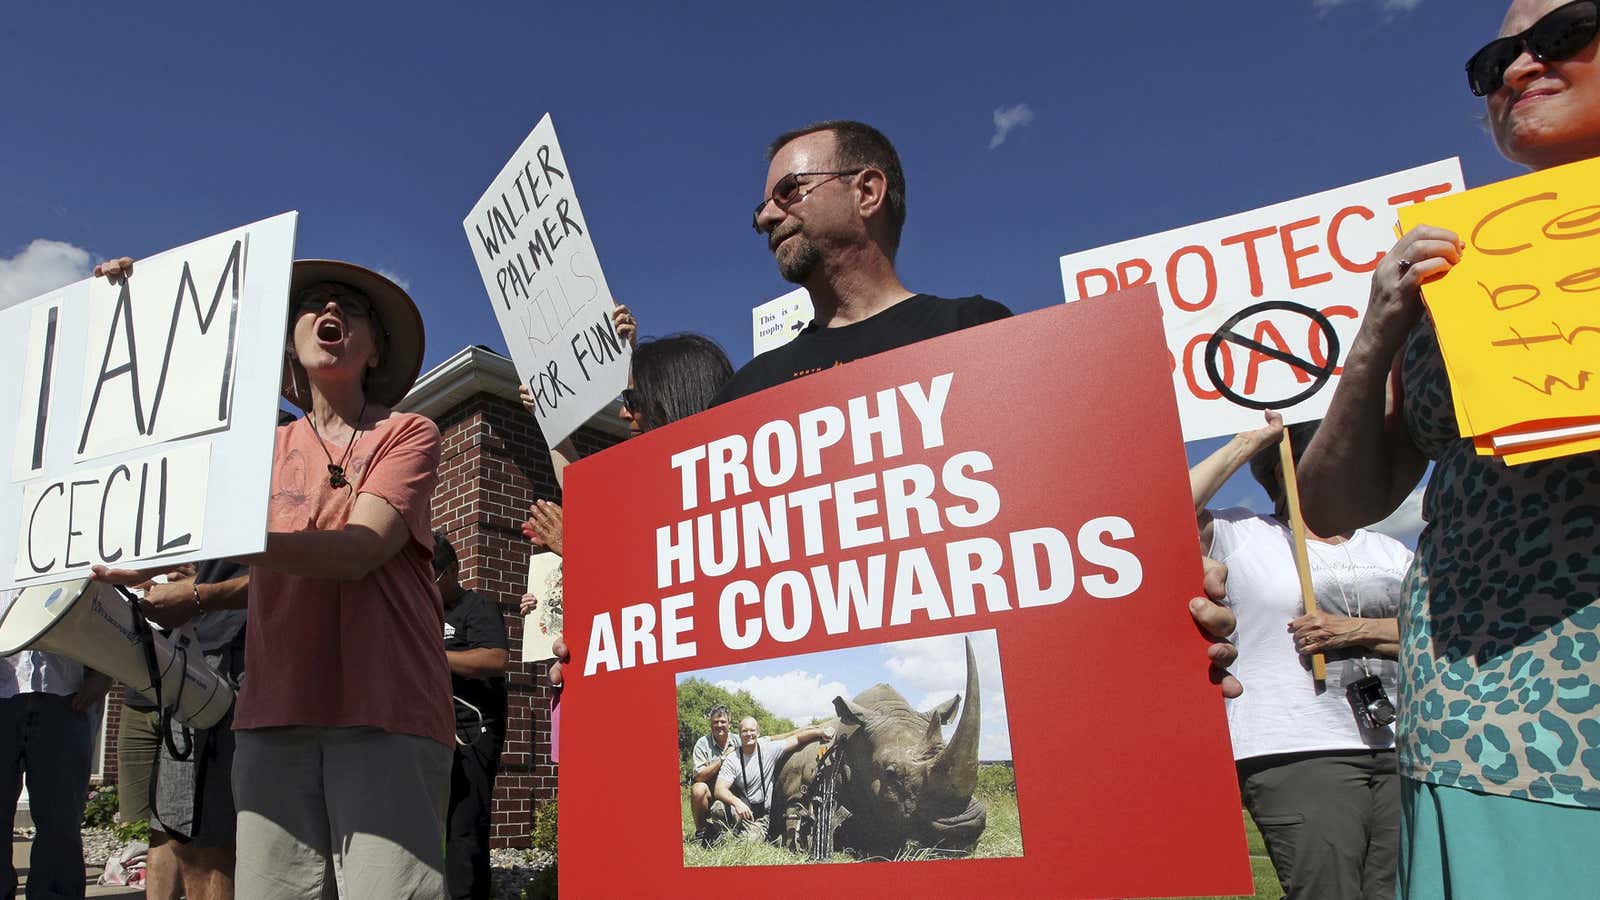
<box><xmin>1466</xmin><ymin>0</ymin><xmax>1599</xmax><ymax>96</ymax></box>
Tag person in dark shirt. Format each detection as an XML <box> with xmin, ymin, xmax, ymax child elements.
<box><xmin>727</xmin><ymin>120</ymin><xmax>1242</xmax><ymax>700</ymax></box>
<box><xmin>719</xmin><ymin>119</ymin><xmax>1011</xmax><ymax>403</ymax></box>
<box><xmin>434</xmin><ymin>532</ymin><xmax>510</xmax><ymax>900</ymax></box>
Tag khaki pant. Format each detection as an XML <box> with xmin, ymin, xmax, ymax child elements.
<box><xmin>233</xmin><ymin>727</ymin><xmax>451</xmax><ymax>900</ymax></box>
<box><xmin>117</xmin><ymin>704</ymin><xmax>162</xmax><ymax>825</ymax></box>
<box><xmin>1237</xmin><ymin>749</ymin><xmax>1399</xmax><ymax>900</ymax></box>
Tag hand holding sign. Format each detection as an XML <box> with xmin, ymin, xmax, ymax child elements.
<box><xmin>464</xmin><ymin>115</ymin><xmax>631</xmax><ymax>447</ymax></box>
<box><xmin>1397</xmin><ymin>156</ymin><xmax>1600</xmax><ymax>463</ymax></box>
<box><xmin>1358</xmin><ymin>225</ymin><xmax>1465</xmax><ymax>351</ymax></box>
<box><xmin>92</xmin><ymin>257</ymin><xmax>136</xmax><ymax>282</ymax></box>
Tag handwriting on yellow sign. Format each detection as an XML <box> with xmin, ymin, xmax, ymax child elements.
<box><xmin>1398</xmin><ymin>156</ymin><xmax>1600</xmax><ymax>438</ymax></box>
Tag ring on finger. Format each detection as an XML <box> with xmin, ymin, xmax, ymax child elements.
<box><xmin>1397</xmin><ymin>258</ymin><xmax>1413</xmax><ymax>274</ymax></box>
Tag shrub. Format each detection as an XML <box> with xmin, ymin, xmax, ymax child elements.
<box><xmin>84</xmin><ymin>786</ymin><xmax>153</xmax><ymax>844</ymax></box>
<box><xmin>82</xmin><ymin>787</ymin><xmax>119</xmax><ymax>828</ymax></box>
<box><xmin>113</xmin><ymin>817</ymin><xmax>152</xmax><ymax>844</ymax></box>
<box><xmin>531</xmin><ymin>796</ymin><xmax>558</xmax><ymax>852</ymax></box>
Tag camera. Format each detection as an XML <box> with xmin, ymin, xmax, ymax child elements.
<box><xmin>1346</xmin><ymin>675</ymin><xmax>1396</xmax><ymax>729</ymax></box>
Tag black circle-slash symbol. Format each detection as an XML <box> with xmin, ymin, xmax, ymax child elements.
<box><xmin>1203</xmin><ymin>301</ymin><xmax>1341</xmax><ymax>411</ymax></box>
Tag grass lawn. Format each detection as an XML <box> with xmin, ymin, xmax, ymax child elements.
<box><xmin>680</xmin><ymin>763</ymin><xmax>1022</xmax><ymax>868</ymax></box>
<box><xmin>675</xmin><ymin>764</ymin><xmax>1276</xmax><ymax>897</ymax></box>
<box><xmin>1174</xmin><ymin>809</ymin><xmax>1280</xmax><ymax>900</ymax></box>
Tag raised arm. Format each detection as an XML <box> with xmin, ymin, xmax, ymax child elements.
<box><xmin>781</xmin><ymin>726</ymin><xmax>833</xmax><ymax>753</ymax></box>
<box><xmin>1191</xmin><ymin>412</ymin><xmax>1283</xmax><ymax>554</ymax></box>
<box><xmin>1299</xmin><ymin>227</ymin><xmax>1459</xmax><ymax>535</ymax></box>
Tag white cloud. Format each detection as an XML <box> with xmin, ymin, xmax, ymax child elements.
<box><xmin>1313</xmin><ymin>0</ymin><xmax>1422</xmax><ymax>12</ymax></box>
<box><xmin>0</xmin><ymin>239</ymin><xmax>93</xmax><ymax>310</ymax></box>
<box><xmin>884</xmin><ymin>631</ymin><xmax>1002</xmax><ymax>696</ymax></box>
<box><xmin>886</xmin><ymin>631</ymin><xmax>1011</xmax><ymax>760</ymax></box>
<box><xmin>988</xmin><ymin>103</ymin><xmax>1035</xmax><ymax>150</ymax></box>
<box><xmin>377</xmin><ymin>268</ymin><xmax>412</xmax><ymax>292</ymax></box>
<box><xmin>1370</xmin><ymin>482</ymin><xmax>1427</xmax><ymax>548</ymax></box>
<box><xmin>715</xmin><ymin>669</ymin><xmax>848</xmax><ymax>725</ymax></box>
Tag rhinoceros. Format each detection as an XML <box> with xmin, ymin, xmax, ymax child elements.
<box><xmin>765</xmin><ymin>636</ymin><xmax>987</xmax><ymax>859</ymax></box>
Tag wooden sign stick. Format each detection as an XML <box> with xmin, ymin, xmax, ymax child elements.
<box><xmin>1278</xmin><ymin>430</ymin><xmax>1327</xmax><ymax>682</ymax></box>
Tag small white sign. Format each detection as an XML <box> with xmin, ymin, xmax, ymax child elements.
<box><xmin>1059</xmin><ymin>160</ymin><xmax>1465</xmax><ymax>442</ymax></box>
<box><xmin>751</xmin><ymin>288</ymin><xmax>811</xmax><ymax>357</ymax></box>
<box><xmin>521</xmin><ymin>551</ymin><xmax>563</xmax><ymax>663</ymax></box>
<box><xmin>464</xmin><ymin>115</ymin><xmax>630</xmax><ymax>447</ymax></box>
<box><xmin>0</xmin><ymin>213</ymin><xmax>296</xmax><ymax>589</ymax></box>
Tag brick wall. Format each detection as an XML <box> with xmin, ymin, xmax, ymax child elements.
<box><xmin>431</xmin><ymin>390</ymin><xmax>621</xmax><ymax>847</ymax></box>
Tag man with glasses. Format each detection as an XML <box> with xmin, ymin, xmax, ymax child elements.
<box><xmin>718</xmin><ymin>120</ymin><xmax>1012</xmax><ymax>403</ymax></box>
<box><xmin>720</xmin><ymin>121</ymin><xmax>1242</xmax><ymax>699</ymax></box>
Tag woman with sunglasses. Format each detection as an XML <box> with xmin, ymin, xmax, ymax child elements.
<box><xmin>1299</xmin><ymin>1</ymin><xmax>1600</xmax><ymax>896</ymax></box>
<box><xmin>93</xmin><ymin>257</ymin><xmax>455</xmax><ymax>899</ymax></box>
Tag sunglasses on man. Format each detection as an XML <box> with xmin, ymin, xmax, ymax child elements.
<box><xmin>751</xmin><ymin>170</ymin><xmax>864</xmax><ymax>233</ymax></box>
<box><xmin>1466</xmin><ymin>0</ymin><xmax>1599</xmax><ymax>96</ymax></box>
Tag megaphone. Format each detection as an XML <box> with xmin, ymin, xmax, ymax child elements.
<box><xmin>0</xmin><ymin>578</ymin><xmax>233</xmax><ymax>729</ymax></box>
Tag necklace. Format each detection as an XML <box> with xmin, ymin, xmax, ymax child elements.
<box><xmin>305</xmin><ymin>400</ymin><xmax>368</xmax><ymax>489</ymax></box>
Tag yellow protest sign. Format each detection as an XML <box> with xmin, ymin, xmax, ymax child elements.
<box><xmin>1399</xmin><ymin>157</ymin><xmax>1600</xmax><ymax>463</ymax></box>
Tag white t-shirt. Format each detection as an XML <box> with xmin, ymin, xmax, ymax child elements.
<box><xmin>715</xmin><ymin>737</ymin><xmax>788</xmax><ymax>806</ymax></box>
<box><xmin>1207</xmin><ymin>508</ymin><xmax>1411</xmax><ymax>761</ymax></box>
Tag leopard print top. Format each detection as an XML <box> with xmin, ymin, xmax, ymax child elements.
<box><xmin>1399</xmin><ymin>316</ymin><xmax>1600</xmax><ymax>808</ymax></box>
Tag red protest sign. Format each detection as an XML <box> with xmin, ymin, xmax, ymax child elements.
<box><xmin>559</xmin><ymin>287</ymin><xmax>1251</xmax><ymax>898</ymax></box>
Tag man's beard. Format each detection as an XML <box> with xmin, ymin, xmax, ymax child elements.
<box><xmin>775</xmin><ymin>233</ymin><xmax>822</xmax><ymax>284</ymax></box>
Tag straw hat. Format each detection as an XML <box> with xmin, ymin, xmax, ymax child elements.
<box><xmin>281</xmin><ymin>260</ymin><xmax>425</xmax><ymax>410</ymax></box>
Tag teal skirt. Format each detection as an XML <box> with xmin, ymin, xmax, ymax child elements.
<box><xmin>1399</xmin><ymin>777</ymin><xmax>1600</xmax><ymax>899</ymax></box>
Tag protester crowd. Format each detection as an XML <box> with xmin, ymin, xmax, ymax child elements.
<box><xmin>2</xmin><ymin>1</ymin><xmax>1597</xmax><ymax>897</ymax></box>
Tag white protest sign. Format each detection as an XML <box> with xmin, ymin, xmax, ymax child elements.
<box><xmin>1060</xmin><ymin>160</ymin><xmax>1464</xmax><ymax>442</ymax></box>
<box><xmin>0</xmin><ymin>213</ymin><xmax>296</xmax><ymax>587</ymax></box>
<box><xmin>751</xmin><ymin>287</ymin><xmax>810</xmax><ymax>357</ymax></box>
<box><xmin>464</xmin><ymin>115</ymin><xmax>629</xmax><ymax>447</ymax></box>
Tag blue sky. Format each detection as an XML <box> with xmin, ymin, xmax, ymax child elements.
<box><xmin>2</xmin><ymin>0</ymin><xmax>1521</xmax><ymax>543</ymax></box>
<box><xmin>678</xmin><ymin>629</ymin><xmax>1011</xmax><ymax>760</ymax></box>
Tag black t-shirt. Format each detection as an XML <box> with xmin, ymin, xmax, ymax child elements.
<box><xmin>714</xmin><ymin>293</ymin><xmax>1013</xmax><ymax>404</ymax></box>
<box><xmin>444</xmin><ymin>590</ymin><xmax>510</xmax><ymax>734</ymax></box>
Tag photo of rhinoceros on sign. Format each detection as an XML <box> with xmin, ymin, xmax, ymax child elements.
<box><xmin>675</xmin><ymin>631</ymin><xmax>1022</xmax><ymax>866</ymax></box>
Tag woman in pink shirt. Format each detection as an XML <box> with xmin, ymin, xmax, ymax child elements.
<box><xmin>95</xmin><ymin>257</ymin><xmax>453</xmax><ymax>900</ymax></box>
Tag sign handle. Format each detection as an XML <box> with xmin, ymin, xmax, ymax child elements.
<box><xmin>1278</xmin><ymin>430</ymin><xmax>1327</xmax><ymax>682</ymax></box>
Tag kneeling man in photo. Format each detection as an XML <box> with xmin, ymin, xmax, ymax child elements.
<box><xmin>711</xmin><ymin>718</ymin><xmax>830</xmax><ymax>841</ymax></box>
